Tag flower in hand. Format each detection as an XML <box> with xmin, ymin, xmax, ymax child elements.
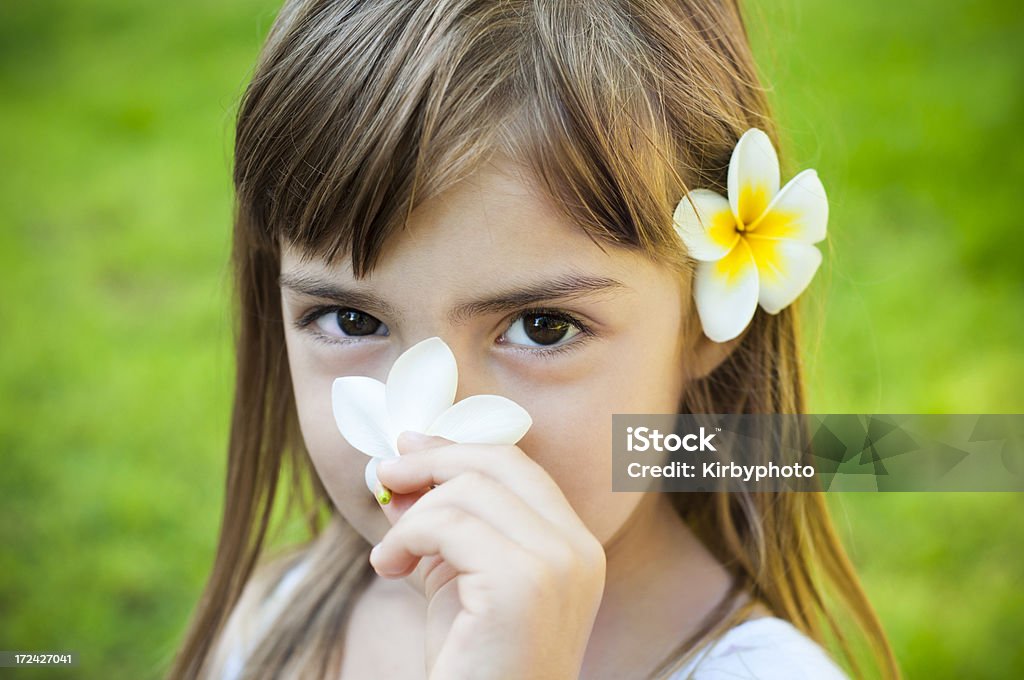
<box><xmin>331</xmin><ymin>336</ymin><xmax>533</xmax><ymax>504</ymax></box>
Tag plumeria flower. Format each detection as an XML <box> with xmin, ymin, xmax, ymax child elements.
<box><xmin>331</xmin><ymin>336</ymin><xmax>533</xmax><ymax>504</ymax></box>
<box><xmin>672</xmin><ymin>127</ymin><xmax>829</xmax><ymax>343</ymax></box>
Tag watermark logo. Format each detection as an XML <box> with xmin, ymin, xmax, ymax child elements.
<box><xmin>626</xmin><ymin>425</ymin><xmax>719</xmax><ymax>452</ymax></box>
<box><xmin>612</xmin><ymin>414</ymin><xmax>1024</xmax><ymax>492</ymax></box>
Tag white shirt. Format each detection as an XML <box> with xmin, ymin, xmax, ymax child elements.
<box><xmin>220</xmin><ymin>558</ymin><xmax>313</xmax><ymax>680</ymax></box>
<box><xmin>667</xmin><ymin>616</ymin><xmax>850</xmax><ymax>679</ymax></box>
<box><xmin>222</xmin><ymin>561</ymin><xmax>848</xmax><ymax>680</ymax></box>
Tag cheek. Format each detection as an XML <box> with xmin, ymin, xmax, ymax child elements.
<box><xmin>511</xmin><ymin>348</ymin><xmax>681</xmax><ymax>544</ymax></box>
<box><xmin>285</xmin><ymin>335</ymin><xmax>380</xmax><ymax>523</ymax></box>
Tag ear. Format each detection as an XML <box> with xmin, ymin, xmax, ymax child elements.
<box><xmin>685</xmin><ymin>328</ymin><xmax>745</xmax><ymax>381</ymax></box>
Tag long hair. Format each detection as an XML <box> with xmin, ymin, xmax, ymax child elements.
<box><xmin>167</xmin><ymin>1</ymin><xmax>900</xmax><ymax>678</ymax></box>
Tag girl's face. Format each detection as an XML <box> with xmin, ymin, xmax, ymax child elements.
<box><xmin>280</xmin><ymin>158</ymin><xmax>703</xmax><ymax>547</ymax></box>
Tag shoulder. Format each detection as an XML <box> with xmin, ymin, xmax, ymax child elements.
<box><xmin>207</xmin><ymin>552</ymin><xmax>314</xmax><ymax>680</ymax></box>
<box><xmin>668</xmin><ymin>616</ymin><xmax>850</xmax><ymax>680</ymax></box>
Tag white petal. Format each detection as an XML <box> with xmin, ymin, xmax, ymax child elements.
<box><xmin>364</xmin><ymin>457</ymin><xmax>381</xmax><ymax>494</ymax></box>
<box><xmin>747</xmin><ymin>237</ymin><xmax>823</xmax><ymax>314</ymax></box>
<box><xmin>672</xmin><ymin>189</ymin><xmax>739</xmax><ymax>261</ymax></box>
<box><xmin>426</xmin><ymin>395</ymin><xmax>533</xmax><ymax>444</ymax></box>
<box><xmin>693</xmin><ymin>238</ymin><xmax>759</xmax><ymax>343</ymax></box>
<box><xmin>747</xmin><ymin>169</ymin><xmax>828</xmax><ymax>243</ymax></box>
<box><xmin>728</xmin><ymin>128</ymin><xmax>780</xmax><ymax>229</ymax></box>
<box><xmin>332</xmin><ymin>376</ymin><xmax>395</xmax><ymax>458</ymax></box>
<box><xmin>386</xmin><ymin>336</ymin><xmax>458</xmax><ymax>438</ymax></box>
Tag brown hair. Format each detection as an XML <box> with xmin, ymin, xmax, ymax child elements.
<box><xmin>166</xmin><ymin>0</ymin><xmax>900</xmax><ymax>678</ymax></box>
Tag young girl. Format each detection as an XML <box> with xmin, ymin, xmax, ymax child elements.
<box><xmin>168</xmin><ymin>0</ymin><xmax>900</xmax><ymax>678</ymax></box>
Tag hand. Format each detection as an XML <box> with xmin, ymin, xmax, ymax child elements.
<box><xmin>370</xmin><ymin>431</ymin><xmax>607</xmax><ymax>680</ymax></box>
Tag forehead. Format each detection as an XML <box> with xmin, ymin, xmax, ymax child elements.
<box><xmin>281</xmin><ymin>158</ymin><xmax>652</xmax><ymax>286</ymax></box>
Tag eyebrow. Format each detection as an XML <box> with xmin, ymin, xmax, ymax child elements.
<box><xmin>278</xmin><ymin>270</ymin><xmax>629</xmax><ymax>325</ymax></box>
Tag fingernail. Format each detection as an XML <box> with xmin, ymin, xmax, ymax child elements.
<box><xmin>369</xmin><ymin>543</ymin><xmax>381</xmax><ymax>562</ymax></box>
<box><xmin>374</xmin><ymin>481</ymin><xmax>392</xmax><ymax>505</ymax></box>
<box><xmin>398</xmin><ymin>430</ymin><xmax>432</xmax><ymax>449</ymax></box>
<box><xmin>379</xmin><ymin>456</ymin><xmax>401</xmax><ymax>469</ymax></box>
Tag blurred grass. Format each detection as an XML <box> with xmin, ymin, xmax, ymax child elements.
<box><xmin>0</xmin><ymin>0</ymin><xmax>1021</xmax><ymax>678</ymax></box>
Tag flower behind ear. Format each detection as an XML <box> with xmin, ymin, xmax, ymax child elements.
<box><xmin>673</xmin><ymin>128</ymin><xmax>829</xmax><ymax>343</ymax></box>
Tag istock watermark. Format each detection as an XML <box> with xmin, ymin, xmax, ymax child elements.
<box><xmin>611</xmin><ymin>414</ymin><xmax>1024</xmax><ymax>492</ymax></box>
<box><xmin>625</xmin><ymin>426</ymin><xmax>718</xmax><ymax>452</ymax></box>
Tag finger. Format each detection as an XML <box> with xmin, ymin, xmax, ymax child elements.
<box><xmin>370</xmin><ymin>505</ymin><xmax>538</xmax><ymax>589</ymax></box>
<box><xmin>397</xmin><ymin>430</ymin><xmax>452</xmax><ymax>455</ymax></box>
<box><xmin>375</xmin><ymin>442</ymin><xmax>585</xmax><ymax>535</ymax></box>
<box><xmin>390</xmin><ymin>470</ymin><xmax>579</xmax><ymax>562</ymax></box>
<box><xmin>373</xmin><ymin>432</ymin><xmax>453</xmax><ymax>524</ymax></box>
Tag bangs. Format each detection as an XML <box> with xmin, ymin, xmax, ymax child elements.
<box><xmin>233</xmin><ymin>0</ymin><xmax>752</xmax><ymax>278</ymax></box>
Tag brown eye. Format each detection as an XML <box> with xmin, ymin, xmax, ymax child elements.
<box><xmin>504</xmin><ymin>311</ymin><xmax>582</xmax><ymax>348</ymax></box>
<box><xmin>314</xmin><ymin>309</ymin><xmax>388</xmax><ymax>338</ymax></box>
<box><xmin>338</xmin><ymin>310</ymin><xmax>382</xmax><ymax>336</ymax></box>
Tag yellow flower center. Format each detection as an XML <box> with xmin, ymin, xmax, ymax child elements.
<box><xmin>737</xmin><ymin>183</ymin><xmax>771</xmax><ymax>232</ymax></box>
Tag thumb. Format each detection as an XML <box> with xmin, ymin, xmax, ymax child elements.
<box><xmin>396</xmin><ymin>429</ymin><xmax>452</xmax><ymax>454</ymax></box>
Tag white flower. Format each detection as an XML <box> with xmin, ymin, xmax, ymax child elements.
<box><xmin>673</xmin><ymin>127</ymin><xmax>829</xmax><ymax>343</ymax></box>
<box><xmin>331</xmin><ymin>336</ymin><xmax>533</xmax><ymax>500</ymax></box>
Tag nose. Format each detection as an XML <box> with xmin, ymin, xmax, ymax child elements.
<box><xmin>453</xmin><ymin>353</ymin><xmax>494</xmax><ymax>404</ymax></box>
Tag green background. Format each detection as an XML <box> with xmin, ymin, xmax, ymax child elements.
<box><xmin>1</xmin><ymin>0</ymin><xmax>1021</xmax><ymax>677</ymax></box>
